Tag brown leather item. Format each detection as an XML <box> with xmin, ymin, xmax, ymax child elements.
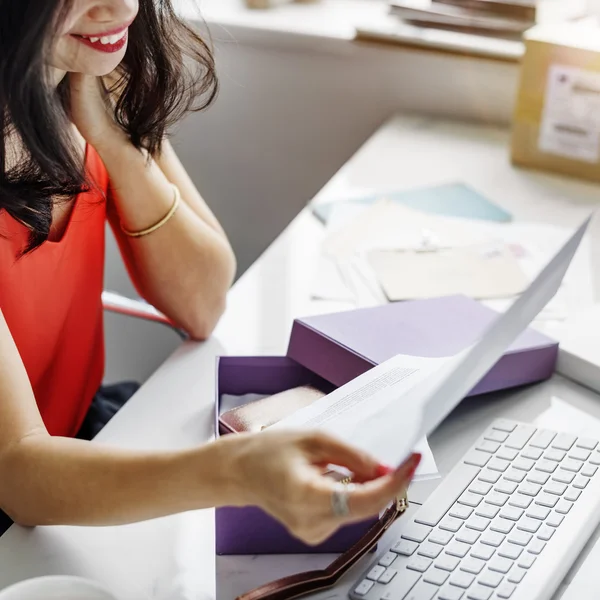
<box><xmin>219</xmin><ymin>386</ymin><xmax>326</xmax><ymax>434</ymax></box>
<box><xmin>236</xmin><ymin>495</ymin><xmax>408</xmax><ymax>600</ymax></box>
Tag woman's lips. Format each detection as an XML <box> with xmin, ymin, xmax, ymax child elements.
<box><xmin>72</xmin><ymin>30</ymin><xmax>128</xmax><ymax>54</ymax></box>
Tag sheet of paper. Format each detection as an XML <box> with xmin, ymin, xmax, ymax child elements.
<box><xmin>367</xmin><ymin>245</ymin><xmax>527</xmax><ymax>301</ymax></box>
<box><xmin>272</xmin><ymin>352</ymin><xmax>452</xmax><ymax>465</ymax></box>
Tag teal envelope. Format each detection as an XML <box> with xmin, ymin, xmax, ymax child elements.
<box><xmin>312</xmin><ymin>182</ymin><xmax>513</xmax><ymax>224</ymax></box>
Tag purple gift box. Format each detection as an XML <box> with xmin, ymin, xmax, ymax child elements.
<box><xmin>287</xmin><ymin>295</ymin><xmax>558</xmax><ymax>395</ymax></box>
<box><xmin>215</xmin><ymin>356</ymin><xmax>378</xmax><ymax>555</ymax></box>
<box><xmin>215</xmin><ymin>295</ymin><xmax>558</xmax><ymax>555</ymax></box>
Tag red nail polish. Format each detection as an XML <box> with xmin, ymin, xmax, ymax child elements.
<box><xmin>376</xmin><ymin>464</ymin><xmax>394</xmax><ymax>478</ymax></box>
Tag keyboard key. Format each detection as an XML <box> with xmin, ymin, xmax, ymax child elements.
<box><xmin>488</xmin><ymin>459</ymin><xmax>510</xmax><ymax>473</ymax></box>
<box><xmin>508</xmin><ymin>495</ymin><xmax>531</xmax><ymax>509</ymax></box>
<box><xmin>553</xmin><ymin>470</ymin><xmax>576</xmax><ymax>484</ymax></box>
<box><xmin>471</xmin><ymin>543</ymin><xmax>495</xmax><ymax>561</ymax></box>
<box><xmin>526</xmin><ymin>505</ymin><xmax>550</xmax><ymax>520</ymax></box>
<box><xmin>436</xmin><ymin>555</ymin><xmax>461</xmax><ymax>572</ymax></box>
<box><xmin>590</xmin><ymin>453</ymin><xmax>600</xmax><ymax>466</ymax></box>
<box><xmin>449</xmin><ymin>571</ymin><xmax>475</xmax><ymax>588</ymax></box>
<box><xmin>477</xmin><ymin>440</ymin><xmax>501</xmax><ymax>454</ymax></box>
<box><xmin>497</xmin><ymin>582</ymin><xmax>517</xmax><ymax>599</ymax></box>
<box><xmin>497</xmin><ymin>448</ymin><xmax>518</xmax><ymax>461</ymax></box>
<box><xmin>494</xmin><ymin>421</ymin><xmax>518</xmax><ymax>433</ymax></box>
<box><xmin>505</xmin><ymin>425</ymin><xmax>536</xmax><ymax>450</ymax></box>
<box><xmin>544</xmin><ymin>449</ymin><xmax>566</xmax><ymax>462</ymax></box>
<box><xmin>508</xmin><ymin>530</ymin><xmax>532</xmax><ymax>546</ymax></box>
<box><xmin>556</xmin><ymin>500</ymin><xmax>573</xmax><ymax>515</ymax></box>
<box><xmin>459</xmin><ymin>493</ymin><xmax>483</xmax><ymax>508</ymax></box>
<box><xmin>544</xmin><ymin>481</ymin><xmax>567</xmax><ymax>496</ymax></box>
<box><xmin>513</xmin><ymin>457</ymin><xmax>535</xmax><ymax>472</ymax></box>
<box><xmin>465</xmin><ymin>450</ymin><xmax>492</xmax><ymax>469</ymax></box>
<box><xmin>354</xmin><ymin>580</ymin><xmax>374</xmax><ymax>596</ymax></box>
<box><xmin>401</xmin><ymin>581</ymin><xmax>439</xmax><ymax>600</ymax></box>
<box><xmin>402</xmin><ymin>523</ymin><xmax>432</xmax><ymax>543</ymax></box>
<box><xmin>379</xmin><ymin>552</ymin><xmax>397</xmax><ymax>567</ymax></box>
<box><xmin>517</xmin><ymin>517</ymin><xmax>541</xmax><ymax>534</ymax></box>
<box><xmin>440</xmin><ymin>517</ymin><xmax>464</xmax><ymax>533</ymax></box>
<box><xmin>494</xmin><ymin>480</ymin><xmax>518</xmax><ymax>495</ymax></box>
<box><xmin>490</xmin><ymin>518</ymin><xmax>514</xmax><ymax>534</ymax></box>
<box><xmin>446</xmin><ymin>541</ymin><xmax>471</xmax><ymax>558</ymax></box>
<box><xmin>430</xmin><ymin>530</ymin><xmax>454</xmax><ymax>546</ymax></box>
<box><xmin>552</xmin><ymin>433</ymin><xmax>577</xmax><ymax>451</ymax></box>
<box><xmin>527</xmin><ymin>471</ymin><xmax>550</xmax><ymax>485</ymax></box>
<box><xmin>488</xmin><ymin>556</ymin><xmax>513</xmax><ymax>574</ymax></box>
<box><xmin>424</xmin><ymin>567</ymin><xmax>449</xmax><ymax>586</ymax></box>
<box><xmin>479</xmin><ymin>470</ymin><xmax>501</xmax><ymax>484</ymax></box>
<box><xmin>518</xmin><ymin>553</ymin><xmax>537</xmax><ymax>569</ymax></box>
<box><xmin>498</xmin><ymin>543</ymin><xmax>523</xmax><ymax>560</ymax></box>
<box><xmin>486</xmin><ymin>493</ymin><xmax>509</xmax><ymax>507</ymax></box>
<box><xmin>438</xmin><ymin>586</ymin><xmax>465</xmax><ymax>600</ymax></box>
<box><xmin>504</xmin><ymin>469</ymin><xmax>526</xmax><ymax>484</ymax></box>
<box><xmin>466</xmin><ymin>517</ymin><xmax>490</xmax><ymax>532</ymax></box>
<box><xmin>547</xmin><ymin>513</ymin><xmax>564</xmax><ymax>528</ymax></box>
<box><xmin>478</xmin><ymin>570</ymin><xmax>503</xmax><ymax>588</ymax></box>
<box><xmin>569</xmin><ymin>448</ymin><xmax>591</xmax><ymax>461</ymax></box>
<box><xmin>530</xmin><ymin>430</ymin><xmax>556</xmax><ymax>449</ymax></box>
<box><xmin>378</xmin><ymin>568</ymin><xmax>397</xmax><ymax>584</ymax></box>
<box><xmin>367</xmin><ymin>565</ymin><xmax>386</xmax><ymax>581</ymax></box>
<box><xmin>535</xmin><ymin>460</ymin><xmax>557</xmax><ymax>474</ymax></box>
<box><xmin>576</xmin><ymin>438</ymin><xmax>598</xmax><ymax>450</ymax></box>
<box><xmin>522</xmin><ymin>446</ymin><xmax>543</xmax><ymax>461</ymax></box>
<box><xmin>535</xmin><ymin>492</ymin><xmax>559</xmax><ymax>508</ymax></box>
<box><xmin>475</xmin><ymin>504</ymin><xmax>499</xmax><ymax>520</ymax></box>
<box><xmin>379</xmin><ymin>570</ymin><xmax>420</xmax><ymax>599</ymax></box>
<box><xmin>456</xmin><ymin>529</ymin><xmax>481</xmax><ymax>545</ymax></box>
<box><xmin>418</xmin><ymin>541</ymin><xmax>444</xmax><ymax>559</ymax></box>
<box><xmin>393</xmin><ymin>539</ymin><xmax>419</xmax><ymax>556</ymax></box>
<box><xmin>407</xmin><ymin>556</ymin><xmax>433</xmax><ymax>573</ymax></box>
<box><xmin>565</xmin><ymin>488</ymin><xmax>582</xmax><ymax>502</ymax></box>
<box><xmin>518</xmin><ymin>482</ymin><xmax>541</xmax><ymax>497</ymax></box>
<box><xmin>528</xmin><ymin>539</ymin><xmax>547</xmax><ymax>554</ymax></box>
<box><xmin>460</xmin><ymin>557</ymin><xmax>486</xmax><ymax>575</ymax></box>
<box><xmin>466</xmin><ymin>584</ymin><xmax>493</xmax><ymax>600</ymax></box>
<box><xmin>469</xmin><ymin>481</ymin><xmax>492</xmax><ymax>496</ymax></box>
<box><xmin>501</xmin><ymin>506</ymin><xmax>525</xmax><ymax>521</ymax></box>
<box><xmin>485</xmin><ymin>430</ymin><xmax>509</xmax><ymax>443</ymax></box>
<box><xmin>507</xmin><ymin>567</ymin><xmax>527</xmax><ymax>584</ymax></box>
<box><xmin>414</xmin><ymin>464</ymin><xmax>480</xmax><ymax>527</ymax></box>
<box><xmin>480</xmin><ymin>531</ymin><xmax>505</xmax><ymax>547</ymax></box>
<box><xmin>450</xmin><ymin>505</ymin><xmax>474</xmax><ymax>520</ymax></box>
<box><xmin>562</xmin><ymin>459</ymin><xmax>583</xmax><ymax>473</ymax></box>
<box><xmin>582</xmin><ymin>465</ymin><xmax>598</xmax><ymax>478</ymax></box>
<box><xmin>537</xmin><ymin>526</ymin><xmax>555</xmax><ymax>541</ymax></box>
<box><xmin>573</xmin><ymin>476</ymin><xmax>590</xmax><ymax>490</ymax></box>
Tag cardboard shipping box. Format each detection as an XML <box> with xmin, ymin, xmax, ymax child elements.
<box><xmin>511</xmin><ymin>21</ymin><xmax>600</xmax><ymax>183</ymax></box>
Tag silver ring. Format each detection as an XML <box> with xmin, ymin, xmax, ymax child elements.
<box><xmin>331</xmin><ymin>482</ymin><xmax>355</xmax><ymax>518</ymax></box>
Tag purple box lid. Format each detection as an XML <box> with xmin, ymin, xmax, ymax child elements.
<box><xmin>287</xmin><ymin>295</ymin><xmax>557</xmax><ymax>394</ymax></box>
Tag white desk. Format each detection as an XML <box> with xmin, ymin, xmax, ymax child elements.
<box><xmin>0</xmin><ymin>115</ymin><xmax>599</xmax><ymax>600</ymax></box>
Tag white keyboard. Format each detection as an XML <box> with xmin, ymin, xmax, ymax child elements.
<box><xmin>349</xmin><ymin>419</ymin><xmax>600</xmax><ymax>600</ymax></box>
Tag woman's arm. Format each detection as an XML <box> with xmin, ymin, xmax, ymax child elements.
<box><xmin>70</xmin><ymin>74</ymin><xmax>236</xmax><ymax>341</ymax></box>
<box><xmin>0</xmin><ymin>310</ymin><xmax>236</xmax><ymax>526</ymax></box>
<box><xmin>0</xmin><ymin>312</ymin><xmax>417</xmax><ymax>537</ymax></box>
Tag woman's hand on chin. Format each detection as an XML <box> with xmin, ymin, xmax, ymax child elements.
<box><xmin>69</xmin><ymin>72</ymin><xmax>127</xmax><ymax>152</ymax></box>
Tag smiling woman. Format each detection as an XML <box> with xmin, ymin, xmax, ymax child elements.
<box><xmin>0</xmin><ymin>0</ymin><xmax>418</xmax><ymax>549</ymax></box>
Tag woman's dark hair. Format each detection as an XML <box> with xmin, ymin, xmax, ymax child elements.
<box><xmin>0</xmin><ymin>0</ymin><xmax>218</xmax><ymax>253</ymax></box>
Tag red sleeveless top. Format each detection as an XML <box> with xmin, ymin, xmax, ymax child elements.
<box><xmin>0</xmin><ymin>146</ymin><xmax>108</xmax><ymax>437</ymax></box>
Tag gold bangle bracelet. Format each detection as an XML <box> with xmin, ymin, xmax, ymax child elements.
<box><xmin>121</xmin><ymin>184</ymin><xmax>181</xmax><ymax>238</ymax></box>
